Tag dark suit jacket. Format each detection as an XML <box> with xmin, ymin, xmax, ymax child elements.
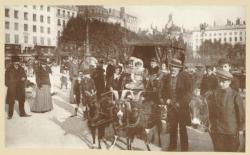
<box><xmin>160</xmin><ymin>71</ymin><xmax>193</xmax><ymax>125</ymax></box>
<box><xmin>5</xmin><ymin>64</ymin><xmax>26</xmax><ymax>103</ymax></box>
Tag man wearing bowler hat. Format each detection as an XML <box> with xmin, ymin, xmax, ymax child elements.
<box><xmin>160</xmin><ymin>58</ymin><xmax>192</xmax><ymax>151</ymax></box>
<box><xmin>205</xmin><ymin>69</ymin><xmax>244</xmax><ymax>152</ymax></box>
<box><xmin>5</xmin><ymin>56</ymin><xmax>31</xmax><ymax>119</ymax></box>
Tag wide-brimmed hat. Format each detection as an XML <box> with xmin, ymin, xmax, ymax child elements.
<box><xmin>12</xmin><ymin>56</ymin><xmax>20</xmax><ymax>62</ymax></box>
<box><xmin>169</xmin><ymin>58</ymin><xmax>183</xmax><ymax>68</ymax></box>
<box><xmin>216</xmin><ymin>69</ymin><xmax>233</xmax><ymax>80</ymax></box>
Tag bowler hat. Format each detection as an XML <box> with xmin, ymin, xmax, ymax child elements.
<box><xmin>39</xmin><ymin>59</ymin><xmax>47</xmax><ymax>65</ymax></box>
<box><xmin>12</xmin><ymin>56</ymin><xmax>20</xmax><ymax>62</ymax></box>
<box><xmin>169</xmin><ymin>58</ymin><xmax>183</xmax><ymax>68</ymax></box>
<box><xmin>216</xmin><ymin>69</ymin><xmax>233</xmax><ymax>80</ymax></box>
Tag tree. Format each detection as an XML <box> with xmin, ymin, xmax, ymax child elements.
<box><xmin>60</xmin><ymin>15</ymin><xmax>139</xmax><ymax>61</ymax></box>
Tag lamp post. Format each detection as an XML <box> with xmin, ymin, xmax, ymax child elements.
<box><xmin>200</xmin><ymin>23</ymin><xmax>207</xmax><ymax>63</ymax></box>
<box><xmin>84</xmin><ymin>7</ymin><xmax>91</xmax><ymax>60</ymax></box>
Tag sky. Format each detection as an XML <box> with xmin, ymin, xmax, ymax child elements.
<box><xmin>104</xmin><ymin>6</ymin><xmax>246</xmax><ymax>31</ymax></box>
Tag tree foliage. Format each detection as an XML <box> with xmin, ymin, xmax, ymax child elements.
<box><xmin>60</xmin><ymin>15</ymin><xmax>139</xmax><ymax>61</ymax></box>
<box><xmin>198</xmin><ymin>40</ymin><xmax>245</xmax><ymax>67</ymax></box>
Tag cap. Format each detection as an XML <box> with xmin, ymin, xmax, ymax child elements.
<box><xmin>216</xmin><ymin>69</ymin><xmax>233</xmax><ymax>80</ymax></box>
<box><xmin>169</xmin><ymin>58</ymin><xmax>183</xmax><ymax>68</ymax></box>
<box><xmin>218</xmin><ymin>58</ymin><xmax>231</xmax><ymax>66</ymax></box>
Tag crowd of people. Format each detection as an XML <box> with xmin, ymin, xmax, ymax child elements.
<box><xmin>5</xmin><ymin>54</ymin><xmax>245</xmax><ymax>152</ymax></box>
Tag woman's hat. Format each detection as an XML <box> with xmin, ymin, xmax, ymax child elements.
<box><xmin>169</xmin><ymin>58</ymin><xmax>183</xmax><ymax>68</ymax></box>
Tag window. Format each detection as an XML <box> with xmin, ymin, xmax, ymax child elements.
<box><xmin>63</xmin><ymin>20</ymin><xmax>65</xmax><ymax>27</ymax></box>
<box><xmin>5</xmin><ymin>8</ymin><xmax>9</xmax><ymax>17</ymax></box>
<box><xmin>40</xmin><ymin>26</ymin><xmax>44</xmax><ymax>33</ymax></box>
<box><xmin>14</xmin><ymin>23</ymin><xmax>18</xmax><ymax>30</ymax></box>
<box><xmin>219</xmin><ymin>33</ymin><xmax>221</xmax><ymax>36</ymax></box>
<box><xmin>224</xmin><ymin>32</ymin><xmax>227</xmax><ymax>36</ymax></box>
<box><xmin>47</xmin><ymin>27</ymin><xmax>50</xmax><ymax>34</ymax></box>
<box><xmin>235</xmin><ymin>37</ymin><xmax>237</xmax><ymax>41</ymax></box>
<box><xmin>63</xmin><ymin>10</ymin><xmax>65</xmax><ymax>17</ymax></box>
<box><xmin>57</xmin><ymin>31</ymin><xmax>60</xmax><ymax>37</ymax></box>
<box><xmin>33</xmin><ymin>25</ymin><xmax>37</xmax><ymax>32</ymax></box>
<box><xmin>67</xmin><ymin>11</ymin><xmax>70</xmax><ymax>17</ymax></box>
<box><xmin>33</xmin><ymin>5</ymin><xmax>36</xmax><ymax>9</ymax></box>
<box><xmin>24</xmin><ymin>35</ymin><xmax>28</xmax><ymax>43</ymax></box>
<box><xmin>209</xmin><ymin>33</ymin><xmax>212</xmax><ymax>37</ymax></box>
<box><xmin>47</xmin><ymin>6</ymin><xmax>50</xmax><ymax>12</ymax></box>
<box><xmin>57</xmin><ymin>19</ymin><xmax>61</xmax><ymax>26</ymax></box>
<box><xmin>33</xmin><ymin>36</ymin><xmax>37</xmax><ymax>44</ymax></box>
<box><xmin>40</xmin><ymin>37</ymin><xmax>44</xmax><ymax>45</ymax></box>
<box><xmin>40</xmin><ymin>15</ymin><xmax>44</xmax><ymax>22</ymax></box>
<box><xmin>47</xmin><ymin>38</ymin><xmax>51</xmax><ymax>45</ymax></box>
<box><xmin>214</xmin><ymin>33</ymin><xmax>216</xmax><ymax>36</ymax></box>
<box><xmin>240</xmin><ymin>32</ymin><xmax>242</xmax><ymax>35</ymax></box>
<box><xmin>14</xmin><ymin>10</ymin><xmax>18</xmax><ymax>19</ymax></box>
<box><xmin>240</xmin><ymin>37</ymin><xmax>242</xmax><ymax>41</ymax></box>
<box><xmin>47</xmin><ymin>16</ymin><xmax>51</xmax><ymax>24</ymax></box>
<box><xmin>33</xmin><ymin>14</ymin><xmax>36</xmax><ymax>21</ymax></box>
<box><xmin>24</xmin><ymin>5</ymin><xmax>27</xmax><ymax>7</ymax></box>
<box><xmin>40</xmin><ymin>5</ymin><xmax>43</xmax><ymax>10</ymax></box>
<box><xmin>234</xmin><ymin>32</ymin><xmax>237</xmax><ymax>35</ymax></box>
<box><xmin>5</xmin><ymin>21</ymin><xmax>10</xmax><ymax>29</ymax></box>
<box><xmin>5</xmin><ymin>33</ymin><xmax>10</xmax><ymax>43</ymax></box>
<box><xmin>72</xmin><ymin>13</ymin><xmax>75</xmax><ymax>17</ymax></box>
<box><xmin>57</xmin><ymin>9</ymin><xmax>60</xmax><ymax>15</ymax></box>
<box><xmin>14</xmin><ymin>34</ymin><xmax>19</xmax><ymax>44</ymax></box>
<box><xmin>224</xmin><ymin>38</ymin><xmax>226</xmax><ymax>42</ymax></box>
<box><xmin>229</xmin><ymin>37</ymin><xmax>232</xmax><ymax>42</ymax></box>
<box><xmin>24</xmin><ymin>24</ymin><xmax>28</xmax><ymax>31</ymax></box>
<box><xmin>229</xmin><ymin>32</ymin><xmax>232</xmax><ymax>35</ymax></box>
<box><xmin>24</xmin><ymin>12</ymin><xmax>28</xmax><ymax>20</ymax></box>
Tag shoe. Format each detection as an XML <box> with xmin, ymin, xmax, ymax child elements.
<box><xmin>7</xmin><ymin>116</ymin><xmax>12</xmax><ymax>120</ymax></box>
<box><xmin>20</xmin><ymin>114</ymin><xmax>31</xmax><ymax>117</ymax></box>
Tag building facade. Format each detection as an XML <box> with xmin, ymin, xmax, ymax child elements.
<box><xmin>192</xmin><ymin>19</ymin><xmax>246</xmax><ymax>51</ymax></box>
<box><xmin>4</xmin><ymin>5</ymin><xmax>77</xmax><ymax>54</ymax></box>
<box><xmin>77</xmin><ymin>6</ymin><xmax>138</xmax><ymax>32</ymax></box>
<box><xmin>54</xmin><ymin>5</ymin><xmax>78</xmax><ymax>44</ymax></box>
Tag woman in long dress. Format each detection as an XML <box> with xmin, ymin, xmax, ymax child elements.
<box><xmin>31</xmin><ymin>59</ymin><xmax>53</xmax><ymax>113</ymax></box>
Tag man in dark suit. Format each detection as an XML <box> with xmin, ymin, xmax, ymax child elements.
<box><xmin>160</xmin><ymin>58</ymin><xmax>192</xmax><ymax>151</ymax></box>
<box><xmin>5</xmin><ymin>56</ymin><xmax>31</xmax><ymax>119</ymax></box>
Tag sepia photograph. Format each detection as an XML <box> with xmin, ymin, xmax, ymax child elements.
<box><xmin>4</xmin><ymin>5</ymin><xmax>246</xmax><ymax>152</ymax></box>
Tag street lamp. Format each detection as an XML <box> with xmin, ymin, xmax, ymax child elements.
<box><xmin>84</xmin><ymin>7</ymin><xmax>91</xmax><ymax>59</ymax></box>
<box><xmin>200</xmin><ymin>22</ymin><xmax>208</xmax><ymax>62</ymax></box>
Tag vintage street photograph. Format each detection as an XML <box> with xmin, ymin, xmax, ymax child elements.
<box><xmin>4</xmin><ymin>5</ymin><xmax>246</xmax><ymax>152</ymax></box>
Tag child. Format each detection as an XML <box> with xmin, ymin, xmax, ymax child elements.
<box><xmin>71</xmin><ymin>70</ymin><xmax>85</xmax><ymax>118</ymax></box>
<box><xmin>60</xmin><ymin>69</ymin><xmax>68</xmax><ymax>89</ymax></box>
<box><xmin>205</xmin><ymin>69</ymin><xmax>245</xmax><ymax>152</ymax></box>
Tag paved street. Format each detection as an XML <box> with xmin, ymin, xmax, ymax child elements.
<box><xmin>5</xmin><ymin>67</ymin><xmax>244</xmax><ymax>151</ymax></box>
